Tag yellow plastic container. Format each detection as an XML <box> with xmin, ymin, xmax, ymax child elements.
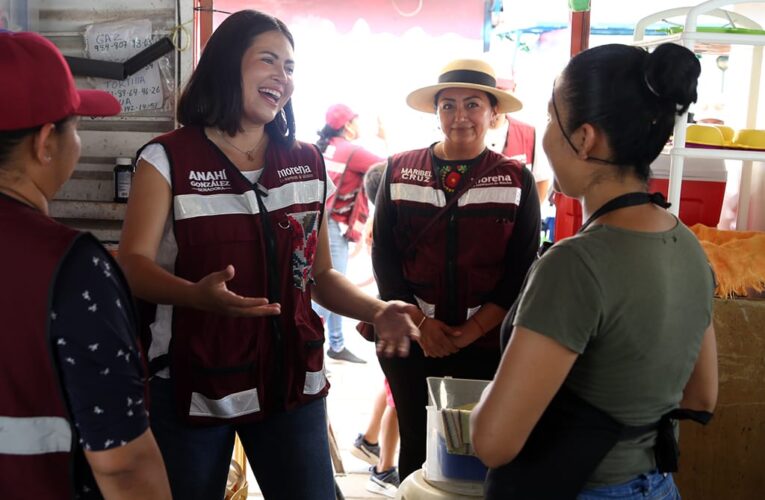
<box><xmin>732</xmin><ymin>129</ymin><xmax>765</xmax><ymax>150</ymax></box>
<box><xmin>714</xmin><ymin>125</ymin><xmax>735</xmax><ymax>144</ymax></box>
<box><xmin>686</xmin><ymin>124</ymin><xmax>725</xmax><ymax>147</ymax></box>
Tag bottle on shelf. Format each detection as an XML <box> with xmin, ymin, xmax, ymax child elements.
<box><xmin>113</xmin><ymin>157</ymin><xmax>134</xmax><ymax>203</ymax></box>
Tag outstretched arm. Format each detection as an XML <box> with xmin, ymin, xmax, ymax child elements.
<box><xmin>312</xmin><ymin>211</ymin><xmax>419</xmax><ymax>356</ymax></box>
<box><xmin>118</xmin><ymin>159</ymin><xmax>279</xmax><ymax>317</ymax></box>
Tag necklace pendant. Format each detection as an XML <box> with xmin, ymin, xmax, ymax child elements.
<box><xmin>246</xmin><ymin>151</ymin><xmax>255</xmax><ymax>161</ymax></box>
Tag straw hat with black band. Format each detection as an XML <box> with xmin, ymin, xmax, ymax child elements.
<box><xmin>406</xmin><ymin>59</ymin><xmax>523</xmax><ymax>114</ymax></box>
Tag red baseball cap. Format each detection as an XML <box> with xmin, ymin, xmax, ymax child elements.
<box><xmin>0</xmin><ymin>31</ymin><xmax>121</xmax><ymax>131</ymax></box>
<box><xmin>325</xmin><ymin>104</ymin><xmax>357</xmax><ymax>130</ymax></box>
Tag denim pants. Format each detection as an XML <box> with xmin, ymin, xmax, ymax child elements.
<box><xmin>149</xmin><ymin>377</ymin><xmax>335</xmax><ymax>500</ymax></box>
<box><xmin>578</xmin><ymin>471</ymin><xmax>680</xmax><ymax>499</ymax></box>
<box><xmin>312</xmin><ymin>218</ymin><xmax>349</xmax><ymax>352</ymax></box>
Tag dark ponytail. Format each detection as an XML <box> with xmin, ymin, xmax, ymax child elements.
<box><xmin>316</xmin><ymin>124</ymin><xmax>343</xmax><ymax>153</ymax></box>
<box><xmin>560</xmin><ymin>43</ymin><xmax>701</xmax><ymax>181</ymax></box>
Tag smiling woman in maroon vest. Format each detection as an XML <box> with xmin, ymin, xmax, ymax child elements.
<box><xmin>0</xmin><ymin>32</ymin><xmax>170</xmax><ymax>499</ymax></box>
<box><xmin>117</xmin><ymin>9</ymin><xmax>419</xmax><ymax>500</ymax></box>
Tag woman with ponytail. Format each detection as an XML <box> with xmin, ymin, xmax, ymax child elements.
<box><xmin>471</xmin><ymin>43</ymin><xmax>718</xmax><ymax>499</ymax></box>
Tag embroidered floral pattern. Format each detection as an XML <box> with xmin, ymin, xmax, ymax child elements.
<box><xmin>439</xmin><ymin>164</ymin><xmax>469</xmax><ymax>193</ymax></box>
<box><xmin>286</xmin><ymin>211</ymin><xmax>320</xmax><ymax>290</ymax></box>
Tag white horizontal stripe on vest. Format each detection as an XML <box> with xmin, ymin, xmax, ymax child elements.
<box><xmin>324</xmin><ymin>158</ymin><xmax>346</xmax><ymax>174</ymax></box>
<box><xmin>188</xmin><ymin>388</ymin><xmax>260</xmax><ymax>419</ymax></box>
<box><xmin>390</xmin><ymin>183</ymin><xmax>445</xmax><ymax>208</ymax></box>
<box><xmin>262</xmin><ymin>179</ymin><xmax>325</xmax><ymax>213</ymax></box>
<box><xmin>458</xmin><ymin>186</ymin><xmax>522</xmax><ymax>207</ymax></box>
<box><xmin>303</xmin><ymin>367</ymin><xmax>327</xmax><ymax>395</ymax></box>
<box><xmin>173</xmin><ymin>179</ymin><xmax>325</xmax><ymax>221</ymax></box>
<box><xmin>0</xmin><ymin>416</ymin><xmax>71</xmax><ymax>455</ymax></box>
<box><xmin>174</xmin><ymin>192</ymin><xmax>259</xmax><ymax>220</ymax></box>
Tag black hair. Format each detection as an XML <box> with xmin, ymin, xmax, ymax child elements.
<box><xmin>316</xmin><ymin>124</ymin><xmax>343</xmax><ymax>153</ymax></box>
<box><xmin>559</xmin><ymin>43</ymin><xmax>701</xmax><ymax>181</ymax></box>
<box><xmin>177</xmin><ymin>10</ymin><xmax>297</xmax><ymax>147</ymax></box>
<box><xmin>0</xmin><ymin>116</ymin><xmax>73</xmax><ymax>167</ymax></box>
<box><xmin>433</xmin><ymin>90</ymin><xmax>499</xmax><ymax>109</ymax></box>
<box><xmin>364</xmin><ymin>162</ymin><xmax>386</xmax><ymax>204</ymax></box>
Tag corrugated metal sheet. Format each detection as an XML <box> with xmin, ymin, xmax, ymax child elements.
<box><xmin>34</xmin><ymin>0</ymin><xmax>193</xmax><ymax>242</ymax></box>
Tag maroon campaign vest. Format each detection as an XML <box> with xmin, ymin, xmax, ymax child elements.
<box><xmin>324</xmin><ymin>137</ymin><xmax>369</xmax><ymax>243</ymax></box>
<box><xmin>501</xmin><ymin>116</ymin><xmax>536</xmax><ymax>168</ymax></box>
<box><xmin>148</xmin><ymin>127</ymin><xmax>329</xmax><ymax>425</ymax></box>
<box><xmin>0</xmin><ymin>195</ymin><xmax>82</xmax><ymax>498</ymax></box>
<box><xmin>386</xmin><ymin>148</ymin><xmax>525</xmax><ymax>346</ymax></box>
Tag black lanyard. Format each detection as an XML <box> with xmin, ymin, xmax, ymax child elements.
<box><xmin>537</xmin><ymin>191</ymin><xmax>671</xmax><ymax>259</ymax></box>
<box><xmin>579</xmin><ymin>191</ymin><xmax>671</xmax><ymax>234</ymax></box>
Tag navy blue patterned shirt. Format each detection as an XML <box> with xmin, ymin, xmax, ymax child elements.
<box><xmin>50</xmin><ymin>237</ymin><xmax>149</xmax><ymax>452</ymax></box>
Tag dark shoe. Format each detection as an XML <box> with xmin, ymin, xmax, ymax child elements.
<box><xmin>350</xmin><ymin>433</ymin><xmax>380</xmax><ymax>465</ymax></box>
<box><xmin>366</xmin><ymin>466</ymin><xmax>400</xmax><ymax>498</ymax></box>
<box><xmin>326</xmin><ymin>347</ymin><xmax>366</xmax><ymax>364</ymax></box>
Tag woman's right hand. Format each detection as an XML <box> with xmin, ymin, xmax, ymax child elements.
<box><xmin>416</xmin><ymin>317</ymin><xmax>460</xmax><ymax>358</ymax></box>
<box><xmin>192</xmin><ymin>265</ymin><xmax>281</xmax><ymax>317</ymax></box>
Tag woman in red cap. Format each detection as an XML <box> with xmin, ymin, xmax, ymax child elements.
<box><xmin>313</xmin><ymin>103</ymin><xmax>385</xmax><ymax>364</ymax></box>
<box><xmin>117</xmin><ymin>10</ymin><xmax>418</xmax><ymax>500</ymax></box>
<box><xmin>0</xmin><ymin>32</ymin><xmax>170</xmax><ymax>499</ymax></box>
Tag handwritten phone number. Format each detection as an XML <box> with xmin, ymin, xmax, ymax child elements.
<box><xmin>93</xmin><ymin>40</ymin><xmax>129</xmax><ymax>52</ymax></box>
<box><xmin>92</xmin><ymin>38</ymin><xmax>155</xmax><ymax>53</ymax></box>
<box><xmin>111</xmin><ymin>86</ymin><xmax>161</xmax><ymax>99</ymax></box>
<box><xmin>120</xmin><ymin>101</ymin><xmax>163</xmax><ymax>113</ymax></box>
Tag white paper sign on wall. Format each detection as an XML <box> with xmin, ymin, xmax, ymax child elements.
<box><xmin>84</xmin><ymin>19</ymin><xmax>164</xmax><ymax>114</ymax></box>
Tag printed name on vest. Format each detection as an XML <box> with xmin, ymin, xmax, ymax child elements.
<box><xmin>277</xmin><ymin>165</ymin><xmax>313</xmax><ymax>182</ymax></box>
<box><xmin>401</xmin><ymin>167</ymin><xmax>432</xmax><ymax>183</ymax></box>
<box><xmin>189</xmin><ymin>169</ymin><xmax>232</xmax><ymax>192</ymax></box>
<box><xmin>476</xmin><ymin>174</ymin><xmax>514</xmax><ymax>186</ymax></box>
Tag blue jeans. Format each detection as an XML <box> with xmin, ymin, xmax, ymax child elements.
<box><xmin>149</xmin><ymin>377</ymin><xmax>335</xmax><ymax>500</ymax></box>
<box><xmin>578</xmin><ymin>471</ymin><xmax>680</xmax><ymax>499</ymax></box>
<box><xmin>312</xmin><ymin>218</ymin><xmax>349</xmax><ymax>352</ymax></box>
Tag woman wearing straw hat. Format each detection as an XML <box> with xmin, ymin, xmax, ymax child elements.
<box><xmin>372</xmin><ymin>58</ymin><xmax>541</xmax><ymax>481</ymax></box>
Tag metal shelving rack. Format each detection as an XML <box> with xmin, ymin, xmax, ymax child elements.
<box><xmin>633</xmin><ymin>0</ymin><xmax>765</xmax><ymax>230</ymax></box>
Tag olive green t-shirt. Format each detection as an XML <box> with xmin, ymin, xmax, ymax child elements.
<box><xmin>514</xmin><ymin>220</ymin><xmax>714</xmax><ymax>487</ymax></box>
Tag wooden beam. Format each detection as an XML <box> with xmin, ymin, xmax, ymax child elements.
<box><xmin>195</xmin><ymin>0</ymin><xmax>214</xmax><ymax>65</ymax></box>
<box><xmin>569</xmin><ymin>4</ymin><xmax>591</xmax><ymax>56</ymax></box>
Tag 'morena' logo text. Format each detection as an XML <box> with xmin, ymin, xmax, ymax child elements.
<box><xmin>476</xmin><ymin>174</ymin><xmax>513</xmax><ymax>186</ymax></box>
<box><xmin>277</xmin><ymin>165</ymin><xmax>313</xmax><ymax>182</ymax></box>
<box><xmin>189</xmin><ymin>169</ymin><xmax>231</xmax><ymax>192</ymax></box>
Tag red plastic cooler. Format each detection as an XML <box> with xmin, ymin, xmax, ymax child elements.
<box><xmin>648</xmin><ymin>154</ymin><xmax>727</xmax><ymax>227</ymax></box>
<box><xmin>553</xmin><ymin>155</ymin><xmax>727</xmax><ymax>241</ymax></box>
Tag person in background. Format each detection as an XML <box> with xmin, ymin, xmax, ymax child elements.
<box><xmin>117</xmin><ymin>10</ymin><xmax>417</xmax><ymax>500</ymax></box>
<box><xmin>471</xmin><ymin>43</ymin><xmax>717</xmax><ymax>499</ymax></box>
<box><xmin>313</xmin><ymin>104</ymin><xmax>385</xmax><ymax>364</ymax></box>
<box><xmin>485</xmin><ymin>76</ymin><xmax>553</xmax><ymax>204</ymax></box>
<box><xmin>372</xmin><ymin>59</ymin><xmax>541</xmax><ymax>481</ymax></box>
<box><xmin>0</xmin><ymin>32</ymin><xmax>170</xmax><ymax>499</ymax></box>
<box><xmin>350</xmin><ymin>162</ymin><xmax>401</xmax><ymax>498</ymax></box>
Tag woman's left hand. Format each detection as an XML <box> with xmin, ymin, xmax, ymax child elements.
<box><xmin>373</xmin><ymin>300</ymin><xmax>420</xmax><ymax>357</ymax></box>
